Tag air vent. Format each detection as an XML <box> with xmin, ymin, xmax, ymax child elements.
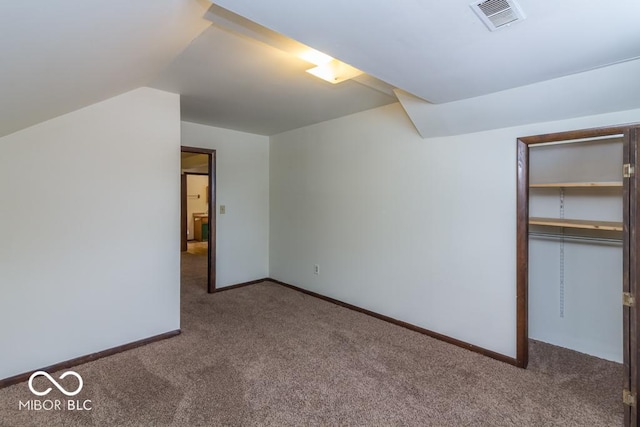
<box><xmin>470</xmin><ymin>0</ymin><xmax>526</xmax><ymax>31</ymax></box>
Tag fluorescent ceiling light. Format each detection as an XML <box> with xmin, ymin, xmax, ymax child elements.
<box><xmin>305</xmin><ymin>59</ymin><xmax>363</xmax><ymax>84</ymax></box>
<box><xmin>299</xmin><ymin>48</ymin><xmax>362</xmax><ymax>84</ymax></box>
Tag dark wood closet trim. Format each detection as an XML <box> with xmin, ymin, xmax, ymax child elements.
<box><xmin>516</xmin><ymin>124</ymin><xmax>636</xmax><ymax>371</ymax></box>
<box><xmin>516</xmin><ymin>139</ymin><xmax>529</xmax><ymax>367</ymax></box>
<box><xmin>518</xmin><ymin>124</ymin><xmax>636</xmax><ymax>145</ymax></box>
<box><xmin>268</xmin><ymin>279</ymin><xmax>518</xmax><ymax>366</ymax></box>
<box><xmin>0</xmin><ymin>330</ymin><xmax>180</xmax><ymax>389</ymax></box>
<box><xmin>623</xmin><ymin>128</ymin><xmax>632</xmax><ymax>426</ymax></box>
<box><xmin>628</xmin><ymin>128</ymin><xmax>639</xmax><ymax>426</ymax></box>
<box><xmin>181</xmin><ymin>146</ymin><xmax>216</xmax><ymax>293</ymax></box>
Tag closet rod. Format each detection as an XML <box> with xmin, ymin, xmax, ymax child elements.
<box><xmin>529</xmin><ymin>232</ymin><xmax>622</xmax><ymax>244</ymax></box>
<box><xmin>530</xmin><ymin>134</ymin><xmax>623</xmax><ymax>147</ymax></box>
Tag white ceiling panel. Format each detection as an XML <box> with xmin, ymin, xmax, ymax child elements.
<box><xmin>4</xmin><ymin>1</ymin><xmax>639</xmax><ymax>139</ymax></box>
<box><xmin>0</xmin><ymin>0</ymin><xmax>210</xmax><ymax>138</ymax></box>
<box><xmin>209</xmin><ymin>0</ymin><xmax>640</xmax><ymax>103</ymax></box>
<box><xmin>396</xmin><ymin>59</ymin><xmax>640</xmax><ymax>138</ymax></box>
<box><xmin>151</xmin><ymin>25</ymin><xmax>396</xmax><ymax>135</ymax></box>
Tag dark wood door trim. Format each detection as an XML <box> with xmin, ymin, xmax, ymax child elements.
<box><xmin>181</xmin><ymin>173</ymin><xmax>187</xmax><ymax>252</ymax></box>
<box><xmin>516</xmin><ymin>139</ymin><xmax>529</xmax><ymax>368</ymax></box>
<box><xmin>516</xmin><ymin>125</ymin><xmax>633</xmax><ymax>374</ymax></box>
<box><xmin>180</xmin><ymin>146</ymin><xmax>216</xmax><ymax>155</ymax></box>
<box><xmin>181</xmin><ymin>146</ymin><xmax>216</xmax><ymax>293</ymax></box>
<box><xmin>208</xmin><ymin>151</ymin><xmax>216</xmax><ymax>294</ymax></box>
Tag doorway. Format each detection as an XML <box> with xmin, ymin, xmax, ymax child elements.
<box><xmin>181</xmin><ymin>147</ymin><xmax>216</xmax><ymax>293</ymax></box>
<box><xmin>516</xmin><ymin>125</ymin><xmax>640</xmax><ymax>425</ymax></box>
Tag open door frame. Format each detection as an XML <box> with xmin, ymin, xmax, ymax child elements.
<box><xmin>181</xmin><ymin>146</ymin><xmax>216</xmax><ymax>294</ymax></box>
<box><xmin>181</xmin><ymin>174</ymin><xmax>187</xmax><ymax>252</ymax></box>
<box><xmin>516</xmin><ymin>124</ymin><xmax>639</xmax><ymax>425</ymax></box>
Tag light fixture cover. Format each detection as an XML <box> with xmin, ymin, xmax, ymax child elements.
<box><xmin>306</xmin><ymin>60</ymin><xmax>363</xmax><ymax>84</ymax></box>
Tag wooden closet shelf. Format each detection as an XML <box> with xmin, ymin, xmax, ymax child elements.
<box><xmin>529</xmin><ymin>182</ymin><xmax>622</xmax><ymax>188</ymax></box>
<box><xmin>529</xmin><ymin>217</ymin><xmax>623</xmax><ymax>232</ymax></box>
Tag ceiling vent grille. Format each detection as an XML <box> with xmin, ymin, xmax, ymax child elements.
<box><xmin>470</xmin><ymin>0</ymin><xmax>526</xmax><ymax>31</ymax></box>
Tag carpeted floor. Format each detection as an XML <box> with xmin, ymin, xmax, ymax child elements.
<box><xmin>0</xmin><ymin>253</ymin><xmax>623</xmax><ymax>426</ymax></box>
<box><xmin>186</xmin><ymin>241</ymin><xmax>208</xmax><ymax>256</ymax></box>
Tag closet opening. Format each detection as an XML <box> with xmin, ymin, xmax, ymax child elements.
<box><xmin>516</xmin><ymin>125</ymin><xmax>640</xmax><ymax>426</ymax></box>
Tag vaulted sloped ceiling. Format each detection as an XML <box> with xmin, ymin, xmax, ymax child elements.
<box><xmin>0</xmin><ymin>0</ymin><xmax>211</xmax><ymax>138</ymax></box>
<box><xmin>210</xmin><ymin>0</ymin><xmax>640</xmax><ymax>104</ymax></box>
<box><xmin>151</xmin><ymin>17</ymin><xmax>396</xmax><ymax>136</ymax></box>
<box><xmin>3</xmin><ymin>1</ymin><xmax>640</xmax><ymax>139</ymax></box>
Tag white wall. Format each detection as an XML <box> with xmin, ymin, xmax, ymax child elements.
<box><xmin>530</xmin><ymin>240</ymin><xmax>622</xmax><ymax>361</ymax></box>
<box><xmin>0</xmin><ymin>87</ymin><xmax>181</xmax><ymax>379</ymax></box>
<box><xmin>270</xmin><ymin>102</ymin><xmax>640</xmax><ymax>359</ymax></box>
<box><xmin>181</xmin><ymin>121</ymin><xmax>269</xmax><ymax>287</ymax></box>
<box><xmin>186</xmin><ymin>174</ymin><xmax>209</xmax><ymax>239</ymax></box>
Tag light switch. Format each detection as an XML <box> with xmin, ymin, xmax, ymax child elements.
<box><xmin>220</xmin><ymin>205</ymin><xmax>226</xmax><ymax>214</ymax></box>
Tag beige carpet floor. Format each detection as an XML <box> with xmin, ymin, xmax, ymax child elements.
<box><xmin>0</xmin><ymin>253</ymin><xmax>623</xmax><ymax>426</ymax></box>
<box><xmin>186</xmin><ymin>241</ymin><xmax>208</xmax><ymax>256</ymax></box>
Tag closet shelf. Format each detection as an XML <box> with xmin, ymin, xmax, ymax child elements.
<box><xmin>529</xmin><ymin>182</ymin><xmax>622</xmax><ymax>188</ymax></box>
<box><xmin>529</xmin><ymin>217</ymin><xmax>623</xmax><ymax>232</ymax></box>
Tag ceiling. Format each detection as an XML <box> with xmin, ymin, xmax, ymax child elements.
<box><xmin>2</xmin><ymin>1</ymin><xmax>640</xmax><ymax>139</ymax></box>
<box><xmin>0</xmin><ymin>0</ymin><xmax>210</xmax><ymax>138</ymax></box>
<box><xmin>181</xmin><ymin>152</ymin><xmax>209</xmax><ymax>173</ymax></box>
<box><xmin>151</xmin><ymin>23</ymin><xmax>395</xmax><ymax>135</ymax></box>
<box><xmin>210</xmin><ymin>0</ymin><xmax>640</xmax><ymax>103</ymax></box>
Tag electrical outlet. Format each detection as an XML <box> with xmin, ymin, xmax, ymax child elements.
<box><xmin>314</xmin><ymin>264</ymin><xmax>319</xmax><ymax>275</ymax></box>
<box><xmin>220</xmin><ymin>205</ymin><xmax>226</xmax><ymax>214</ymax></box>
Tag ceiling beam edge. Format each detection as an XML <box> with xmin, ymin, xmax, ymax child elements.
<box><xmin>396</xmin><ymin>59</ymin><xmax>640</xmax><ymax>139</ymax></box>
